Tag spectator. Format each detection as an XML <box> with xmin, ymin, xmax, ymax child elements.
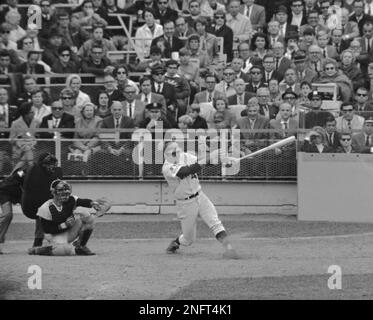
<box><xmin>304</xmin><ymin>90</ymin><xmax>333</xmax><ymax>129</ymax></box>
<box><xmin>288</xmin><ymin>0</ymin><xmax>307</xmax><ymax>30</ymax></box>
<box><xmin>164</xmin><ymin>59</ymin><xmax>191</xmax><ymax>118</ymax></box>
<box><xmin>54</xmin><ymin>11</ymin><xmax>90</xmax><ymax>52</ymax></box>
<box><xmin>102</xmin><ymin>73</ymin><xmax>121</xmax><ymax>105</ymax></box>
<box><xmin>194</xmin><ymin>17</ymin><xmax>219</xmax><ymax>63</ymax></box>
<box><xmin>121</xmin><ymin>84</ymin><xmax>146</xmax><ymax>127</ymax></box>
<box><xmin>257</xmin><ymin>87</ymin><xmax>278</xmax><ymax>120</ymax></box>
<box><xmin>5</xmin><ymin>10</ymin><xmax>26</xmax><ymax>43</ymax></box>
<box><xmin>16</xmin><ymin>75</ymin><xmax>38</xmax><ymax>106</ymax></box>
<box><xmin>297</xmin><ymin>81</ymin><xmax>312</xmax><ymax>109</ymax></box>
<box><xmin>51</xmin><ymin>46</ymin><xmax>81</xmax><ymax>74</ymax></box>
<box><xmin>9</xmin><ymin>102</ymin><xmax>37</xmax><ymax>168</ymax></box>
<box><xmin>245</xmin><ymin>65</ymin><xmax>265</xmax><ymax>94</ymax></box>
<box><xmin>0</xmin><ymin>23</ymin><xmax>19</xmax><ymax>64</ymax></box>
<box><xmin>174</xmin><ymin>16</ymin><xmax>194</xmax><ymax>45</ymax></box>
<box><xmin>137</xmin><ymin>75</ymin><xmax>166</xmax><ymax>111</ymax></box>
<box><xmin>236</xmin><ymin>97</ymin><xmax>269</xmax><ymax>154</ymax></box>
<box><xmin>124</xmin><ymin>0</ymin><xmax>159</xmax><ymax>16</ymax></box>
<box><xmin>207</xmin><ymin>10</ymin><xmax>233</xmax><ymax>63</ymax></box>
<box><xmin>154</xmin><ymin>0</ymin><xmax>178</xmax><ymax>25</ymax></box>
<box><xmin>138</xmin><ymin>102</ymin><xmax>173</xmax><ymax>129</ymax></box>
<box><xmin>324</xmin><ymin>116</ymin><xmax>341</xmax><ymax>151</ymax></box>
<box><xmin>352</xmin><ymin>117</ymin><xmax>373</xmax><ymax>153</ymax></box>
<box><xmin>226</xmin><ymin>0</ymin><xmax>252</xmax><ymax>47</ymax></box>
<box><xmin>336</xmin><ymin>132</ymin><xmax>358</xmax><ymax>153</ymax></box>
<box><xmin>272</xmin><ymin>41</ymin><xmax>294</xmax><ymax>81</ymax></box>
<box><xmin>38</xmin><ymin>0</ymin><xmax>57</xmax><ymax>42</ymax></box>
<box><xmin>278</xmin><ymin>89</ymin><xmax>305</xmax><ymax>125</ymax></box>
<box><xmin>274</xmin><ymin>5</ymin><xmax>298</xmax><ymax>37</ymax></box>
<box><xmin>185</xmin><ymin>34</ymin><xmax>210</xmax><ymax>70</ymax></box>
<box><xmin>339</xmin><ymin>49</ymin><xmax>366</xmax><ymax>91</ymax></box>
<box><xmin>65</xmin><ymin>74</ymin><xmax>91</xmax><ymax>111</ymax></box>
<box><xmin>267</xmin><ymin>20</ymin><xmax>284</xmax><ymax>49</ymax></box>
<box><xmin>314</xmin><ymin>58</ymin><xmax>353</xmax><ymax>103</ymax></box>
<box><xmin>102</xmin><ymin>0</ymin><xmax>126</xmax><ymax>49</ymax></box>
<box><xmin>16</xmin><ymin>51</ymin><xmax>46</xmax><ymax>85</ymax></box>
<box><xmin>268</xmin><ymin>78</ymin><xmax>282</xmax><ymax>109</ymax></box>
<box><xmin>42</xmin><ymin>29</ymin><xmax>64</xmax><ymax>68</ymax></box>
<box><xmin>59</xmin><ymin>88</ymin><xmax>81</xmax><ymax>119</ymax></box>
<box><xmin>151</xmin><ymin>65</ymin><xmax>177</xmax><ymax>111</ymax></box>
<box><xmin>215</xmin><ymin>66</ymin><xmax>236</xmax><ymax>97</ymax></box>
<box><xmin>302</xmin><ymin>126</ymin><xmax>334</xmax><ymax>153</ymax></box>
<box><xmin>135</xmin><ymin>8</ymin><xmax>164</xmax><ymax>60</ymax></box>
<box><xmin>185</xmin><ymin>0</ymin><xmax>203</xmax><ymax>29</ymax></box>
<box><xmin>298</xmin><ymin>26</ymin><xmax>316</xmax><ymax>53</ymax></box>
<box><xmin>201</xmin><ymin>0</ymin><xmax>226</xmax><ymax>17</ymax></box>
<box><xmin>30</xmin><ymin>89</ymin><xmax>51</xmax><ymax>127</ymax></box>
<box><xmin>71</xmin><ymin>0</ymin><xmax>108</xmax><ymax>29</ymax></box>
<box><xmin>150</xmin><ymin>20</ymin><xmax>184</xmax><ymax>59</ymax></box>
<box><xmin>231</xmin><ymin>57</ymin><xmax>250</xmax><ymax>82</ymax></box>
<box><xmin>193</xmin><ymin>73</ymin><xmax>223</xmax><ymax>104</ymax></box>
<box><xmin>0</xmin><ymin>49</ymin><xmax>17</xmax><ymax>86</ymax></box>
<box><xmin>330</xmin><ymin>28</ymin><xmax>349</xmax><ymax>56</ymax></box>
<box><xmin>228</xmin><ymin>78</ymin><xmax>255</xmax><ymax>106</ymax></box>
<box><xmin>293</xmin><ymin>50</ymin><xmax>317</xmax><ymax>84</ymax></box>
<box><xmin>16</xmin><ymin>36</ymin><xmax>35</xmax><ymax>63</ymax></box>
<box><xmin>316</xmin><ymin>30</ymin><xmax>338</xmax><ymax>61</ymax></box>
<box><xmin>177</xmin><ymin>114</ymin><xmax>193</xmax><ymax>129</ymax></box>
<box><xmin>213</xmin><ymin>97</ymin><xmax>236</xmax><ymax>129</ymax></box>
<box><xmin>69</xmin><ymin>102</ymin><xmax>102</xmax><ymax>160</ymax></box>
<box><xmin>135</xmin><ymin>45</ymin><xmax>165</xmax><ymax>73</ymax></box>
<box><xmin>95</xmin><ymin>90</ymin><xmax>112</xmax><ymax>118</ymax></box>
<box><xmin>24</xmin><ymin>23</ymin><xmax>43</xmax><ymax>51</ymax></box>
<box><xmin>241</xmin><ymin>0</ymin><xmax>265</xmax><ymax>31</ymax></box>
<box><xmin>262</xmin><ymin>53</ymin><xmax>281</xmax><ymax>85</ymax></box>
<box><xmin>270</xmin><ymin>102</ymin><xmax>298</xmax><ymax>139</ymax></box>
<box><xmin>349</xmin><ymin>0</ymin><xmax>371</xmax><ymax>36</ymax></box>
<box><xmin>238</xmin><ymin>41</ymin><xmax>261</xmax><ymax>73</ymax></box>
<box><xmin>340</xmin><ymin>8</ymin><xmax>360</xmax><ymax>42</ymax></box>
<box><xmin>0</xmin><ymin>87</ymin><xmax>18</xmax><ymax>140</ymax></box>
<box><xmin>77</xmin><ymin>25</ymin><xmax>116</xmax><ymax>58</ymax></box>
<box><xmin>178</xmin><ymin>48</ymin><xmax>200</xmax><ymax>93</ymax></box>
<box><xmin>336</xmin><ymin>102</ymin><xmax>365</xmax><ymax>132</ymax></box>
<box><xmin>189</xmin><ymin>104</ymin><xmax>208</xmax><ymax>129</ymax></box>
<box><xmin>113</xmin><ymin>65</ymin><xmax>139</xmax><ymax>94</ymax></box>
<box><xmin>38</xmin><ymin>100</ymin><xmax>75</xmax><ymax>139</ymax></box>
<box><xmin>81</xmin><ymin>44</ymin><xmax>112</xmax><ymax>76</ymax></box>
<box><xmin>250</xmin><ymin>32</ymin><xmax>269</xmax><ymax>60</ymax></box>
<box><xmin>283</xmin><ymin>31</ymin><xmax>299</xmax><ymax>60</ymax></box>
<box><xmin>279</xmin><ymin>67</ymin><xmax>301</xmax><ymax>95</ymax></box>
<box><xmin>305</xmin><ymin>44</ymin><xmax>323</xmax><ymax>74</ymax></box>
<box><xmin>353</xmin><ymin>87</ymin><xmax>373</xmax><ymax>119</ymax></box>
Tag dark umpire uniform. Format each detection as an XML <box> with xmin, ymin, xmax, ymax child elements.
<box><xmin>21</xmin><ymin>153</ymin><xmax>63</xmax><ymax>248</ymax></box>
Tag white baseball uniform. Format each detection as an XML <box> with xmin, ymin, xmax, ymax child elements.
<box><xmin>162</xmin><ymin>152</ymin><xmax>225</xmax><ymax>246</ymax></box>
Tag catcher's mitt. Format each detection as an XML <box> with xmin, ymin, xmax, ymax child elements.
<box><xmin>91</xmin><ymin>198</ymin><xmax>111</xmax><ymax>217</ymax></box>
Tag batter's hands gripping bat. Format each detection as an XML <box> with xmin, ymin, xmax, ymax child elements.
<box><xmin>227</xmin><ymin>136</ymin><xmax>296</xmax><ymax>164</ymax></box>
<box><xmin>91</xmin><ymin>198</ymin><xmax>111</xmax><ymax>217</ymax></box>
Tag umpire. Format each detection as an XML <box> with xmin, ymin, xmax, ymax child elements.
<box><xmin>22</xmin><ymin>153</ymin><xmax>63</xmax><ymax>248</ymax></box>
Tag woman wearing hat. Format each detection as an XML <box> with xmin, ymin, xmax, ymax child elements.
<box><xmin>301</xmin><ymin>126</ymin><xmax>334</xmax><ymax>153</ymax></box>
<box><xmin>134</xmin><ymin>8</ymin><xmax>164</xmax><ymax>60</ymax></box>
<box><xmin>339</xmin><ymin>49</ymin><xmax>365</xmax><ymax>91</ymax></box>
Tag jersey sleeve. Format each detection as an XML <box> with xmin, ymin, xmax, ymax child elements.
<box><xmin>162</xmin><ymin>162</ymin><xmax>183</xmax><ymax>179</ymax></box>
<box><xmin>36</xmin><ymin>202</ymin><xmax>52</xmax><ymax>221</ymax></box>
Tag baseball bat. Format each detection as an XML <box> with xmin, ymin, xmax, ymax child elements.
<box><xmin>232</xmin><ymin>136</ymin><xmax>296</xmax><ymax>162</ymax></box>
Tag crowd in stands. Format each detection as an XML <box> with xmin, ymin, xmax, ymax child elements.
<box><xmin>1</xmin><ymin>0</ymin><xmax>373</xmax><ymax>175</ymax></box>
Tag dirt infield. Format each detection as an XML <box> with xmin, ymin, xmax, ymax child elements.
<box><xmin>1</xmin><ymin>214</ymin><xmax>373</xmax><ymax>300</ymax></box>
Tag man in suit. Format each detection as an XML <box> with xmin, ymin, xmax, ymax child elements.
<box><xmin>330</xmin><ymin>28</ymin><xmax>350</xmax><ymax>56</ymax></box>
<box><xmin>154</xmin><ymin>0</ymin><xmax>178</xmax><ymax>25</ymax></box>
<box><xmin>228</xmin><ymin>78</ymin><xmax>255</xmax><ymax>106</ymax></box>
<box><xmin>336</xmin><ymin>102</ymin><xmax>365</xmax><ymax>132</ymax></box>
<box><xmin>174</xmin><ymin>16</ymin><xmax>194</xmax><ymax>45</ymax></box>
<box><xmin>0</xmin><ymin>49</ymin><xmax>16</xmax><ymax>86</ymax></box>
<box><xmin>340</xmin><ymin>8</ymin><xmax>360</xmax><ymax>43</ymax></box>
<box><xmin>279</xmin><ymin>67</ymin><xmax>301</xmax><ymax>95</ymax></box>
<box><xmin>324</xmin><ymin>116</ymin><xmax>341</xmax><ymax>152</ymax></box>
<box><xmin>316</xmin><ymin>30</ymin><xmax>338</xmax><ymax>60</ymax></box>
<box><xmin>304</xmin><ymin>45</ymin><xmax>324</xmax><ymax>74</ymax></box>
<box><xmin>299</xmin><ymin>10</ymin><xmax>328</xmax><ymax>36</ymax></box>
<box><xmin>38</xmin><ymin>101</ymin><xmax>75</xmax><ymax>139</ymax></box>
<box><xmin>238</xmin><ymin>41</ymin><xmax>262</xmax><ymax>73</ymax></box>
<box><xmin>352</xmin><ymin>117</ymin><xmax>373</xmax><ymax>153</ymax></box>
<box><xmin>137</xmin><ymin>75</ymin><xmax>167</xmax><ymax>114</ymax></box>
<box><xmin>350</xmin><ymin>0</ymin><xmax>373</xmax><ymax>36</ymax></box>
<box><xmin>270</xmin><ymin>102</ymin><xmax>298</xmax><ymax>137</ymax></box>
<box><xmin>193</xmin><ymin>73</ymin><xmax>224</xmax><ymax>104</ymax></box>
<box><xmin>215</xmin><ymin>66</ymin><xmax>236</xmax><ymax>97</ymax></box>
<box><xmin>288</xmin><ymin>0</ymin><xmax>308</xmax><ymax>30</ymax></box>
<box><xmin>121</xmin><ymin>85</ymin><xmax>146</xmax><ymax>127</ymax></box>
<box><xmin>353</xmin><ymin>87</ymin><xmax>373</xmax><ymax>119</ymax></box>
<box><xmin>16</xmin><ymin>51</ymin><xmax>46</xmax><ymax>85</ymax></box>
<box><xmin>274</xmin><ymin>5</ymin><xmax>298</xmax><ymax>39</ymax></box>
<box><xmin>245</xmin><ymin>65</ymin><xmax>265</xmax><ymax>94</ymax></box>
<box><xmin>262</xmin><ymin>53</ymin><xmax>282</xmax><ymax>85</ymax></box>
<box><xmin>0</xmin><ymin>87</ymin><xmax>17</xmax><ymax>140</ymax></box>
<box><xmin>304</xmin><ymin>0</ymin><xmax>320</xmax><ymax>16</ymax></box>
<box><xmin>272</xmin><ymin>41</ymin><xmax>294</xmax><ymax>81</ymax></box>
<box><xmin>256</xmin><ymin>87</ymin><xmax>279</xmax><ymax>120</ymax></box>
<box><xmin>241</xmin><ymin>0</ymin><xmax>266</xmax><ymax>31</ymax></box>
<box><xmin>267</xmin><ymin>20</ymin><xmax>285</xmax><ymax>49</ymax></box>
<box><xmin>293</xmin><ymin>50</ymin><xmax>318</xmax><ymax>83</ymax></box>
<box><xmin>358</xmin><ymin>21</ymin><xmax>373</xmax><ymax>57</ymax></box>
<box><xmin>151</xmin><ymin>20</ymin><xmax>184</xmax><ymax>59</ymax></box>
<box><xmin>231</xmin><ymin>57</ymin><xmax>250</xmax><ymax>83</ymax></box>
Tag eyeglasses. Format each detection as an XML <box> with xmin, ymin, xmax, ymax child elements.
<box><xmin>311</xmin><ymin>98</ymin><xmax>321</xmax><ymax>101</ymax></box>
<box><xmin>190</xmin><ymin>5</ymin><xmax>199</xmax><ymax>8</ymax></box>
<box><xmin>284</xmin><ymin>96</ymin><xmax>296</xmax><ymax>100</ymax></box>
<box><xmin>321</xmin><ymin>6</ymin><xmax>329</xmax><ymax>9</ymax></box>
<box><xmin>342</xmin><ymin>109</ymin><xmax>354</xmax><ymax>112</ymax></box>
<box><xmin>357</xmin><ymin>93</ymin><xmax>367</xmax><ymax>96</ymax></box>
<box><xmin>263</xmin><ymin>61</ymin><xmax>275</xmax><ymax>64</ymax></box>
<box><xmin>167</xmin><ymin>66</ymin><xmax>178</xmax><ymax>69</ymax></box>
<box><xmin>325</xmin><ymin>67</ymin><xmax>335</xmax><ymax>70</ymax></box>
<box><xmin>206</xmin><ymin>81</ymin><xmax>216</xmax><ymax>84</ymax></box>
<box><xmin>176</xmin><ymin>23</ymin><xmax>185</xmax><ymax>26</ymax></box>
<box><xmin>292</xmin><ymin>4</ymin><xmax>303</xmax><ymax>7</ymax></box>
<box><xmin>224</xmin><ymin>72</ymin><xmax>234</xmax><ymax>76</ymax></box>
<box><xmin>1</xmin><ymin>30</ymin><xmax>10</xmax><ymax>34</ymax></box>
<box><xmin>61</xmin><ymin>53</ymin><xmax>70</xmax><ymax>57</ymax></box>
<box><xmin>310</xmin><ymin>51</ymin><xmax>320</xmax><ymax>54</ymax></box>
<box><xmin>61</xmin><ymin>96</ymin><xmax>72</xmax><ymax>100</ymax></box>
<box><xmin>52</xmin><ymin>107</ymin><xmax>63</xmax><ymax>110</ymax></box>
<box><xmin>24</xmin><ymin>41</ymin><xmax>33</xmax><ymax>45</ymax></box>
<box><xmin>117</xmin><ymin>71</ymin><xmax>127</xmax><ymax>74</ymax></box>
<box><xmin>215</xmin><ymin>16</ymin><xmax>225</xmax><ymax>19</ymax></box>
<box><xmin>92</xmin><ymin>51</ymin><xmax>103</xmax><ymax>55</ymax></box>
<box><xmin>159</xmin><ymin>1</ymin><xmax>168</xmax><ymax>4</ymax></box>
<box><xmin>364</xmin><ymin>29</ymin><xmax>373</xmax><ymax>33</ymax></box>
<box><xmin>41</xmin><ymin>4</ymin><xmax>50</xmax><ymax>7</ymax></box>
<box><xmin>125</xmin><ymin>91</ymin><xmax>136</xmax><ymax>94</ymax></box>
<box><xmin>251</xmin><ymin>71</ymin><xmax>261</xmax><ymax>75</ymax></box>
<box><xmin>341</xmin><ymin>138</ymin><xmax>351</xmax><ymax>141</ymax></box>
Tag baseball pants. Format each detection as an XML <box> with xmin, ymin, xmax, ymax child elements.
<box><xmin>176</xmin><ymin>191</ymin><xmax>225</xmax><ymax>246</ymax></box>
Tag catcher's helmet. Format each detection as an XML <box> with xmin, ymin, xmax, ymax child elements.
<box><xmin>50</xmin><ymin>179</ymin><xmax>71</xmax><ymax>203</ymax></box>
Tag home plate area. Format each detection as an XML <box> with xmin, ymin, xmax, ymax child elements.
<box><xmin>2</xmin><ymin>214</ymin><xmax>373</xmax><ymax>300</ymax></box>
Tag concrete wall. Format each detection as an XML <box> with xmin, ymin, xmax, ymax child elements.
<box><xmin>71</xmin><ymin>180</ymin><xmax>297</xmax><ymax>215</ymax></box>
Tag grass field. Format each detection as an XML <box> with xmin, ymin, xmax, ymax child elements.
<box><xmin>1</xmin><ymin>213</ymin><xmax>373</xmax><ymax>300</ymax></box>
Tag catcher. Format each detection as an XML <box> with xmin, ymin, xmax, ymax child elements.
<box><xmin>28</xmin><ymin>180</ymin><xmax>111</xmax><ymax>256</ymax></box>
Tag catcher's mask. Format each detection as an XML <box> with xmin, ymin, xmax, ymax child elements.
<box><xmin>164</xmin><ymin>141</ymin><xmax>183</xmax><ymax>164</ymax></box>
<box><xmin>50</xmin><ymin>179</ymin><xmax>71</xmax><ymax>203</ymax></box>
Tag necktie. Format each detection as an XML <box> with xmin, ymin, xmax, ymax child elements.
<box><xmin>284</xmin><ymin>122</ymin><xmax>288</xmax><ymax>129</ymax></box>
<box><xmin>366</xmin><ymin>135</ymin><xmax>370</xmax><ymax>146</ymax></box>
<box><xmin>275</xmin><ymin>58</ymin><xmax>279</xmax><ymax>70</ymax></box>
<box><xmin>129</xmin><ymin>103</ymin><xmax>133</xmax><ymax>118</ymax></box>
<box><xmin>323</xmin><ymin>49</ymin><xmax>327</xmax><ymax>58</ymax></box>
<box><xmin>116</xmin><ymin>118</ymin><xmax>120</xmax><ymax>128</ymax></box>
<box><xmin>253</xmin><ymin>85</ymin><xmax>257</xmax><ymax>93</ymax></box>
<box><xmin>329</xmin><ymin>133</ymin><xmax>333</xmax><ymax>145</ymax></box>
<box><xmin>368</xmin><ymin>39</ymin><xmax>371</xmax><ymax>53</ymax></box>
<box><xmin>347</xmin><ymin>120</ymin><xmax>351</xmax><ymax>130</ymax></box>
<box><xmin>53</xmin><ymin>119</ymin><xmax>58</xmax><ymax>128</ymax></box>
<box><xmin>313</xmin><ymin>62</ymin><xmax>318</xmax><ymax>72</ymax></box>
<box><xmin>266</xmin><ymin>72</ymin><xmax>270</xmax><ymax>83</ymax></box>
<box><xmin>144</xmin><ymin>95</ymin><xmax>148</xmax><ymax>103</ymax></box>
<box><xmin>239</xmin><ymin>95</ymin><xmax>243</xmax><ymax>105</ymax></box>
<box><xmin>169</xmin><ymin>37</ymin><xmax>172</xmax><ymax>49</ymax></box>
<box><xmin>208</xmin><ymin>92</ymin><xmax>212</xmax><ymax>102</ymax></box>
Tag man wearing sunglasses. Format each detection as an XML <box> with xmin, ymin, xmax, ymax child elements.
<box><xmin>304</xmin><ymin>90</ymin><xmax>333</xmax><ymax>129</ymax></box>
<box><xmin>353</xmin><ymin>87</ymin><xmax>373</xmax><ymax>119</ymax></box>
<box><xmin>352</xmin><ymin>117</ymin><xmax>373</xmax><ymax>153</ymax></box>
<box><xmin>336</xmin><ymin>132</ymin><xmax>358</xmax><ymax>153</ymax></box>
<box><xmin>153</xmin><ymin>0</ymin><xmax>178</xmax><ymax>26</ymax></box>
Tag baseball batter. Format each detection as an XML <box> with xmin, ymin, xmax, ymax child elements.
<box><xmin>162</xmin><ymin>141</ymin><xmax>239</xmax><ymax>259</ymax></box>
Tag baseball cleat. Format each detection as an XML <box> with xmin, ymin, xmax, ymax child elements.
<box><xmin>223</xmin><ymin>248</ymin><xmax>240</xmax><ymax>260</ymax></box>
<box><xmin>75</xmin><ymin>246</ymin><xmax>96</xmax><ymax>256</ymax></box>
<box><xmin>166</xmin><ymin>240</ymin><xmax>179</xmax><ymax>254</ymax></box>
<box><xmin>28</xmin><ymin>246</ymin><xmax>53</xmax><ymax>256</ymax></box>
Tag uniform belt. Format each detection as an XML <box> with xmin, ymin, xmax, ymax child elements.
<box><xmin>184</xmin><ymin>192</ymin><xmax>199</xmax><ymax>200</ymax></box>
